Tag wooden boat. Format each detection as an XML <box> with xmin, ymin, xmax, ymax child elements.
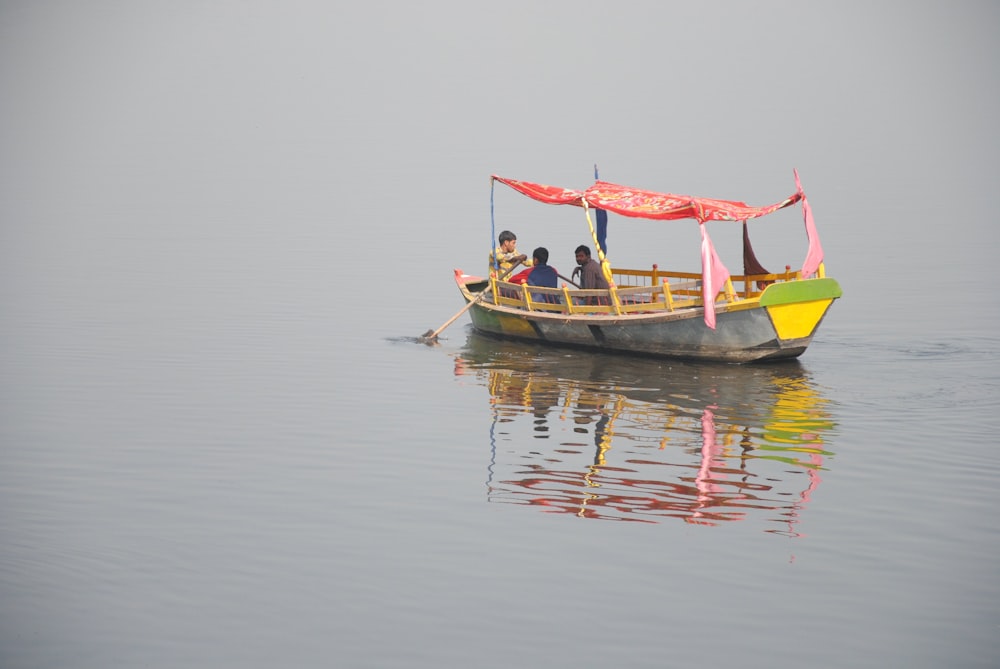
<box><xmin>452</xmin><ymin>172</ymin><xmax>842</xmax><ymax>363</ymax></box>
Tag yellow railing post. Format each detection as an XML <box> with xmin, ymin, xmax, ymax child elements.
<box><xmin>609</xmin><ymin>284</ymin><xmax>623</xmax><ymax>315</ymax></box>
<box><xmin>489</xmin><ymin>275</ymin><xmax>499</xmax><ymax>304</ymax></box>
<box><xmin>520</xmin><ymin>284</ymin><xmax>532</xmax><ymax>310</ymax></box>
<box><xmin>562</xmin><ymin>285</ymin><xmax>575</xmax><ymax>313</ymax></box>
<box><xmin>662</xmin><ymin>278</ymin><xmax>674</xmax><ymax>311</ymax></box>
<box><xmin>724</xmin><ymin>278</ymin><xmax>737</xmax><ymax>303</ymax></box>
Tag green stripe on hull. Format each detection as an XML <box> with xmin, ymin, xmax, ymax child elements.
<box><xmin>759</xmin><ymin>278</ymin><xmax>842</xmax><ymax>306</ymax></box>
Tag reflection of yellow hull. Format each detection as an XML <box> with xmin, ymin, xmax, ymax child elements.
<box><xmin>456</xmin><ymin>335</ymin><xmax>837</xmax><ymax>531</ymax></box>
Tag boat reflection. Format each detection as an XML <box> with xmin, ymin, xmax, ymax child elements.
<box><xmin>453</xmin><ymin>333</ymin><xmax>838</xmax><ymax>534</ymax></box>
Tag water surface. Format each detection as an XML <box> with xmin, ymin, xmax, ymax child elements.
<box><xmin>2</xmin><ymin>3</ymin><xmax>998</xmax><ymax>669</ymax></box>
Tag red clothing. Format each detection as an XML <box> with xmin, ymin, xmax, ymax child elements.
<box><xmin>509</xmin><ymin>267</ymin><xmax>533</xmax><ymax>285</ymax></box>
<box><xmin>509</xmin><ymin>265</ymin><xmax>559</xmax><ymax>287</ymax></box>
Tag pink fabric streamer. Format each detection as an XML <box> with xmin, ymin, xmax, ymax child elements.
<box><xmin>700</xmin><ymin>225</ymin><xmax>730</xmax><ymax>329</ymax></box>
<box><xmin>800</xmin><ymin>452</ymin><xmax>824</xmax><ymax>504</ymax></box>
<box><xmin>691</xmin><ymin>406</ymin><xmax>724</xmax><ymax>524</ymax></box>
<box><xmin>795</xmin><ymin>169</ymin><xmax>824</xmax><ymax>278</ymax></box>
<box><xmin>696</xmin><ymin>407</ymin><xmax>721</xmax><ymax>495</ymax></box>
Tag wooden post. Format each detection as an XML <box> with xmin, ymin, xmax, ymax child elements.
<box><xmin>662</xmin><ymin>278</ymin><xmax>674</xmax><ymax>311</ymax></box>
<box><xmin>724</xmin><ymin>278</ymin><xmax>737</xmax><ymax>302</ymax></box>
<box><xmin>562</xmin><ymin>285</ymin><xmax>575</xmax><ymax>313</ymax></box>
<box><xmin>610</xmin><ymin>284</ymin><xmax>623</xmax><ymax>315</ymax></box>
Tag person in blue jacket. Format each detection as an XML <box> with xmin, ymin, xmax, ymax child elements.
<box><xmin>525</xmin><ymin>247</ymin><xmax>558</xmax><ymax>288</ymax></box>
<box><xmin>525</xmin><ymin>247</ymin><xmax>560</xmax><ymax>303</ymax></box>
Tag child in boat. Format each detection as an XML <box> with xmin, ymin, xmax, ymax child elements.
<box><xmin>488</xmin><ymin>230</ymin><xmax>531</xmax><ymax>276</ymax></box>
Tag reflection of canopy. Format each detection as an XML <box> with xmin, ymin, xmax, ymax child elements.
<box><xmin>491</xmin><ymin>176</ymin><xmax>802</xmax><ymax>223</ymax></box>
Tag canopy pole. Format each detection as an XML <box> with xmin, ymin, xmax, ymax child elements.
<box><xmin>489</xmin><ymin>177</ymin><xmax>498</xmax><ymax>274</ymax></box>
<box><xmin>582</xmin><ymin>200</ymin><xmax>614</xmax><ymax>286</ymax></box>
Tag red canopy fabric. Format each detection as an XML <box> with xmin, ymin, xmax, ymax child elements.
<box><xmin>491</xmin><ymin>176</ymin><xmax>802</xmax><ymax>223</ymax></box>
<box><xmin>490</xmin><ymin>172</ymin><xmax>823</xmax><ymax>330</ymax></box>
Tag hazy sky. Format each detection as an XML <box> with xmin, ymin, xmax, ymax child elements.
<box><xmin>1</xmin><ymin>2</ymin><xmax>997</xmax><ymax>307</ymax></box>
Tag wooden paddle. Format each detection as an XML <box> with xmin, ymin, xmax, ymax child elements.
<box><xmin>420</xmin><ymin>260</ymin><xmax>523</xmax><ymax>342</ymax></box>
<box><xmin>558</xmin><ymin>272</ymin><xmax>581</xmax><ymax>288</ymax></box>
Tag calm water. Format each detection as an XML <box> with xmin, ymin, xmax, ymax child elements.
<box><xmin>2</xmin><ymin>3</ymin><xmax>999</xmax><ymax>669</ymax></box>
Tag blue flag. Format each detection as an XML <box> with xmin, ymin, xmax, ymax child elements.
<box><xmin>594</xmin><ymin>164</ymin><xmax>607</xmax><ymax>255</ymax></box>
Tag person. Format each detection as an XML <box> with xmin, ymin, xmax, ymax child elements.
<box><xmin>571</xmin><ymin>245</ymin><xmax>610</xmax><ymax>305</ymax></box>
<box><xmin>488</xmin><ymin>230</ymin><xmax>531</xmax><ymax>276</ymax></box>
<box><xmin>571</xmin><ymin>245</ymin><xmax>609</xmax><ymax>290</ymax></box>
<box><xmin>508</xmin><ymin>247</ymin><xmax>560</xmax><ymax>304</ymax></box>
<box><xmin>525</xmin><ymin>247</ymin><xmax>558</xmax><ymax>289</ymax></box>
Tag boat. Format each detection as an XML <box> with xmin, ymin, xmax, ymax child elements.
<box><xmin>451</xmin><ymin>171</ymin><xmax>842</xmax><ymax>363</ymax></box>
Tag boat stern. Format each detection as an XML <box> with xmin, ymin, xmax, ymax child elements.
<box><xmin>759</xmin><ymin>278</ymin><xmax>842</xmax><ymax>341</ymax></box>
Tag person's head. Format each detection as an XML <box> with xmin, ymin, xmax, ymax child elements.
<box><xmin>498</xmin><ymin>230</ymin><xmax>517</xmax><ymax>252</ymax></box>
<box><xmin>575</xmin><ymin>245</ymin><xmax>592</xmax><ymax>266</ymax></box>
<box><xmin>532</xmin><ymin>247</ymin><xmax>549</xmax><ymax>265</ymax></box>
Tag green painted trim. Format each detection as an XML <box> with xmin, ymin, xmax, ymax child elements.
<box><xmin>759</xmin><ymin>278</ymin><xmax>843</xmax><ymax>306</ymax></box>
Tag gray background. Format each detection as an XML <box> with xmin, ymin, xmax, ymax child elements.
<box><xmin>2</xmin><ymin>2</ymin><xmax>998</xmax><ymax>668</ymax></box>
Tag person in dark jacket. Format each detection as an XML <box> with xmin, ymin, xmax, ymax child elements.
<box><xmin>571</xmin><ymin>245</ymin><xmax>609</xmax><ymax>305</ymax></box>
<box><xmin>510</xmin><ymin>247</ymin><xmax>558</xmax><ymax>285</ymax></box>
<box><xmin>525</xmin><ymin>247</ymin><xmax>558</xmax><ymax>289</ymax></box>
<box><xmin>508</xmin><ymin>247</ymin><xmax>560</xmax><ymax>304</ymax></box>
<box><xmin>571</xmin><ymin>245</ymin><xmax>609</xmax><ymax>290</ymax></box>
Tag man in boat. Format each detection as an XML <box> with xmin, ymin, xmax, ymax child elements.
<box><xmin>572</xmin><ymin>245</ymin><xmax>609</xmax><ymax>306</ymax></box>
<box><xmin>488</xmin><ymin>230</ymin><xmax>531</xmax><ymax>277</ymax></box>
<box><xmin>571</xmin><ymin>245</ymin><xmax>609</xmax><ymax>290</ymax></box>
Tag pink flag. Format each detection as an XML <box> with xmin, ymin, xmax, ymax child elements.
<box><xmin>690</xmin><ymin>406</ymin><xmax>725</xmax><ymax>525</ymax></box>
<box><xmin>696</xmin><ymin>406</ymin><xmax>722</xmax><ymax>496</ymax></box>
<box><xmin>794</xmin><ymin>170</ymin><xmax>824</xmax><ymax>278</ymax></box>
<box><xmin>700</xmin><ymin>225</ymin><xmax>730</xmax><ymax>329</ymax></box>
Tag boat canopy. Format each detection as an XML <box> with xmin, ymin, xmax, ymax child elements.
<box><xmin>489</xmin><ymin>171</ymin><xmax>826</xmax><ymax>330</ymax></box>
<box><xmin>491</xmin><ymin>176</ymin><xmax>802</xmax><ymax>223</ymax></box>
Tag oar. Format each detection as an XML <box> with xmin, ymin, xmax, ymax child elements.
<box><xmin>420</xmin><ymin>260</ymin><xmax>523</xmax><ymax>342</ymax></box>
<box><xmin>557</xmin><ymin>272</ymin><xmax>581</xmax><ymax>288</ymax></box>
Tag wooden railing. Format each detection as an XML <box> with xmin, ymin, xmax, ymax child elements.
<box><xmin>487</xmin><ymin>263</ymin><xmax>825</xmax><ymax>315</ymax></box>
<box><xmin>612</xmin><ymin>264</ymin><xmax>818</xmax><ymax>299</ymax></box>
